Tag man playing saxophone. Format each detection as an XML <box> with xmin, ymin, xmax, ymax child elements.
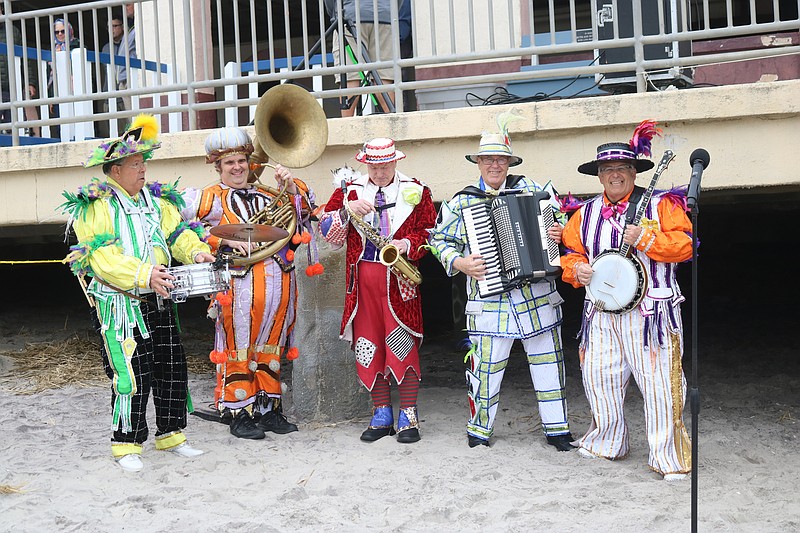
<box><xmin>319</xmin><ymin>138</ymin><xmax>436</xmax><ymax>443</ymax></box>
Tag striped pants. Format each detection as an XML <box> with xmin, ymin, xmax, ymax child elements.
<box><xmin>466</xmin><ymin>328</ymin><xmax>570</xmax><ymax>440</ymax></box>
<box><xmin>578</xmin><ymin>309</ymin><xmax>692</xmax><ymax>475</ymax></box>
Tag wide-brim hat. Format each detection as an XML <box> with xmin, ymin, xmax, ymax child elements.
<box><xmin>355</xmin><ymin>138</ymin><xmax>406</xmax><ymax>164</ymax></box>
<box><xmin>465</xmin><ymin>132</ymin><xmax>523</xmax><ymax>167</ymax></box>
<box><xmin>84</xmin><ymin>114</ymin><xmax>161</xmax><ymax>168</ymax></box>
<box><xmin>205</xmin><ymin>127</ymin><xmax>255</xmax><ymax>164</ymax></box>
<box><xmin>577</xmin><ymin>142</ymin><xmax>655</xmax><ymax>175</ymax></box>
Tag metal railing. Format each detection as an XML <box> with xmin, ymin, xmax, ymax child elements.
<box><xmin>0</xmin><ymin>0</ymin><xmax>798</xmax><ymax>146</ymax></box>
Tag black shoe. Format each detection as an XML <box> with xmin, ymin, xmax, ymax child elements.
<box><xmin>468</xmin><ymin>435</ymin><xmax>490</xmax><ymax>448</ymax></box>
<box><xmin>546</xmin><ymin>433</ymin><xmax>577</xmax><ymax>451</ymax></box>
<box><xmin>257</xmin><ymin>410</ymin><xmax>299</xmax><ymax>434</ymax></box>
<box><xmin>396</xmin><ymin>427</ymin><xmax>420</xmax><ymax>443</ymax></box>
<box><xmin>230</xmin><ymin>410</ymin><xmax>266</xmax><ymax>440</ymax></box>
<box><xmin>360</xmin><ymin>426</ymin><xmax>396</xmax><ymax>442</ymax></box>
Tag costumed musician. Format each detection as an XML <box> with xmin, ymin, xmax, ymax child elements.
<box><xmin>180</xmin><ymin>127</ymin><xmax>321</xmax><ymax>440</ymax></box>
<box><xmin>319</xmin><ymin>138</ymin><xmax>436</xmax><ymax>443</ymax></box>
<box><xmin>60</xmin><ymin>114</ymin><xmax>214</xmax><ymax>472</ymax></box>
<box><xmin>428</xmin><ymin>113</ymin><xmax>575</xmax><ymax>450</ymax></box>
<box><xmin>560</xmin><ymin>120</ymin><xmax>693</xmax><ymax>480</ymax></box>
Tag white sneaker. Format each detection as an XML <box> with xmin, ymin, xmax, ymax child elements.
<box><xmin>577</xmin><ymin>447</ymin><xmax>598</xmax><ymax>459</ymax></box>
<box><xmin>117</xmin><ymin>454</ymin><xmax>144</xmax><ymax>472</ymax></box>
<box><xmin>169</xmin><ymin>442</ymin><xmax>204</xmax><ymax>458</ymax></box>
<box><xmin>663</xmin><ymin>473</ymin><xmax>688</xmax><ymax>482</ymax></box>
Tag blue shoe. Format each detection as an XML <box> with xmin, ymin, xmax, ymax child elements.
<box><xmin>396</xmin><ymin>406</ymin><xmax>420</xmax><ymax>443</ymax></box>
<box><xmin>360</xmin><ymin>405</ymin><xmax>396</xmax><ymax>442</ymax></box>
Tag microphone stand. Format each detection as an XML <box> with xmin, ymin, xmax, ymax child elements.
<box><xmin>688</xmin><ymin>189</ymin><xmax>700</xmax><ymax>533</ymax></box>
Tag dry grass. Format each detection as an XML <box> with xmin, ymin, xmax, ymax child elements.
<box><xmin>0</xmin><ymin>334</ymin><xmax>213</xmax><ymax>395</ymax></box>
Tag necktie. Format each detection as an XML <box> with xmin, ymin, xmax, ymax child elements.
<box><xmin>374</xmin><ymin>189</ymin><xmax>390</xmax><ymax>237</ymax></box>
<box><xmin>601</xmin><ymin>201</ymin><xmax>628</xmax><ymax>220</ymax></box>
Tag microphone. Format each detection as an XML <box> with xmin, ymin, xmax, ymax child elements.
<box><xmin>687</xmin><ymin>148</ymin><xmax>710</xmax><ymax>210</ymax></box>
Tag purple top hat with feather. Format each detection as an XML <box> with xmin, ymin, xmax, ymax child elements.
<box><xmin>578</xmin><ymin>120</ymin><xmax>662</xmax><ymax>176</ymax></box>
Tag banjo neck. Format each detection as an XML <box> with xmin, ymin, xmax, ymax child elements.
<box><xmin>619</xmin><ymin>150</ymin><xmax>675</xmax><ymax>258</ymax></box>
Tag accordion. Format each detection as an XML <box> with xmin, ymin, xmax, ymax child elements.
<box><xmin>462</xmin><ymin>190</ymin><xmax>562</xmax><ymax>298</ymax></box>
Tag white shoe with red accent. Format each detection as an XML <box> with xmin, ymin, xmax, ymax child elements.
<box><xmin>577</xmin><ymin>447</ymin><xmax>598</xmax><ymax>459</ymax></box>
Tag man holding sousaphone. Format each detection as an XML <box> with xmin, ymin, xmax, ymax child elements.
<box><xmin>319</xmin><ymin>138</ymin><xmax>436</xmax><ymax>443</ymax></box>
<box><xmin>560</xmin><ymin>120</ymin><xmax>693</xmax><ymax>481</ymax></box>
<box><xmin>180</xmin><ymin>126</ymin><xmax>320</xmax><ymax>440</ymax></box>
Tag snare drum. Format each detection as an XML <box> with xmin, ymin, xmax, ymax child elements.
<box><xmin>166</xmin><ymin>263</ymin><xmax>231</xmax><ymax>303</ymax></box>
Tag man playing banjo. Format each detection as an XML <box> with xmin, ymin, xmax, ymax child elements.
<box><xmin>560</xmin><ymin>120</ymin><xmax>693</xmax><ymax>481</ymax></box>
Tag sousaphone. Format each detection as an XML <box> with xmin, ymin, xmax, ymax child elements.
<box><xmin>229</xmin><ymin>84</ymin><xmax>328</xmax><ymax>268</ymax></box>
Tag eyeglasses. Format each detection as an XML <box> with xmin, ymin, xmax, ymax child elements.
<box><xmin>54</xmin><ymin>29</ymin><xmax>66</xmax><ymax>35</ymax></box>
<box><xmin>597</xmin><ymin>164</ymin><xmax>634</xmax><ymax>175</ymax></box>
<box><xmin>478</xmin><ymin>157</ymin><xmax>510</xmax><ymax>166</ymax></box>
<box><xmin>118</xmin><ymin>161</ymin><xmax>147</xmax><ymax>170</ymax></box>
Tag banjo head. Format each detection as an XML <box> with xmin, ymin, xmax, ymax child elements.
<box><xmin>586</xmin><ymin>252</ymin><xmax>647</xmax><ymax>313</ymax></box>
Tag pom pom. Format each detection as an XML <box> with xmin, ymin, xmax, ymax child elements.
<box><xmin>209</xmin><ymin>350</ymin><xmax>227</xmax><ymax>364</ymax></box>
<box><xmin>268</xmin><ymin>359</ymin><xmax>281</xmax><ymax>372</ymax></box>
<box><xmin>248</xmin><ymin>361</ymin><xmax>258</xmax><ymax>372</ymax></box>
<box><xmin>129</xmin><ymin>113</ymin><xmax>160</xmax><ymax>142</ymax></box>
<box><xmin>216</xmin><ymin>292</ymin><xmax>232</xmax><ymax>306</ymax></box>
<box><xmin>291</xmin><ymin>233</ymin><xmax>302</xmax><ymax>245</ymax></box>
<box><xmin>286</xmin><ymin>250</ymin><xmax>295</xmax><ymax>262</ymax></box>
<box><xmin>286</xmin><ymin>347</ymin><xmax>299</xmax><ymax>361</ymax></box>
<box><xmin>301</xmin><ymin>232</ymin><xmax>312</xmax><ymax>244</ymax></box>
<box><xmin>305</xmin><ymin>263</ymin><xmax>324</xmax><ymax>277</ymax></box>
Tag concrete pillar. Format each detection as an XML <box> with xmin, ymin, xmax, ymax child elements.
<box><xmin>288</xmin><ymin>242</ymin><xmax>371</xmax><ymax>422</ymax></box>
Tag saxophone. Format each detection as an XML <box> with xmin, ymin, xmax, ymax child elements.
<box><xmin>341</xmin><ymin>182</ymin><xmax>423</xmax><ymax>287</ymax></box>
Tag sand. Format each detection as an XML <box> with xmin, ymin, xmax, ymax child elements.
<box><xmin>0</xmin><ymin>300</ymin><xmax>797</xmax><ymax>533</ymax></box>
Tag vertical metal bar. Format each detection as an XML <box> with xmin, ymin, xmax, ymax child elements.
<box><xmin>486</xmin><ymin>0</ymin><xmax>494</xmax><ymax>51</ymax></box>
<box><xmin>749</xmin><ymin>0</ymin><xmax>757</xmax><ymax>24</ymax></box>
<box><xmin>725</xmin><ymin>0</ymin><xmax>733</xmax><ymax>28</ymax></box>
<box><xmin>283</xmin><ymin>0</ymin><xmax>292</xmax><ymax>72</ymax></box>
<box><xmin>182</xmin><ymin>0</ymin><xmax>196</xmax><ymax>129</ymax></box>
<box><xmin>301</xmin><ymin>0</ymin><xmax>310</xmax><ymax>70</ymax></box>
<box><xmin>267</xmin><ymin>0</ymin><xmax>276</xmax><ymax>74</ymax></box>
<box><xmin>250</xmin><ymin>0</ymin><xmax>258</xmax><ymax>76</ymax></box>
<box><xmin>428</xmin><ymin>0</ymin><xmax>437</xmax><ymax>56</ymax></box>
<box><xmin>570</xmin><ymin>0</ymin><xmax>578</xmax><ymax>43</ymax></box>
<box><xmin>530</xmin><ymin>0</ymin><xmax>539</xmax><ymax>65</ymax></box>
<box><xmin>199</xmin><ymin>0</ymin><xmax>209</xmax><ymax>80</ymax></box>
<box><xmin>448</xmin><ymin>0</ymin><xmax>455</xmax><ymax>54</ymax></box>
<box><xmin>215</xmin><ymin>0</ymin><xmax>226</xmax><ymax>77</ymax></box>
<box><xmin>631</xmin><ymin>0</ymin><xmax>646</xmax><ymax>92</ymax></box>
<box><xmin>507</xmin><ymin>0</ymin><xmax>515</xmax><ymax>49</ymax></box>
<box><xmin>389</xmin><ymin>0</ymin><xmax>402</xmax><ymax>112</ymax></box>
<box><xmin>548</xmin><ymin>0</ymin><xmax>556</xmax><ymax>43</ymax></box>
<box><xmin>467</xmin><ymin>0</ymin><xmax>475</xmax><ymax>53</ymax></box>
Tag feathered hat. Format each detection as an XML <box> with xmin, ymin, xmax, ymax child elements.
<box><xmin>204</xmin><ymin>127</ymin><xmax>255</xmax><ymax>164</ymax></box>
<box><xmin>577</xmin><ymin>120</ymin><xmax>662</xmax><ymax>176</ymax></box>
<box><xmin>84</xmin><ymin>114</ymin><xmax>161</xmax><ymax>168</ymax></box>
<box><xmin>465</xmin><ymin>111</ymin><xmax>523</xmax><ymax>167</ymax></box>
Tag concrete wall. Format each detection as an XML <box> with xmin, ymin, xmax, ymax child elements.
<box><xmin>2</xmin><ymin>79</ymin><xmax>798</xmax><ymax>229</ymax></box>
<box><xmin>2</xmin><ymin>80</ymin><xmax>798</xmax><ymax>421</ymax></box>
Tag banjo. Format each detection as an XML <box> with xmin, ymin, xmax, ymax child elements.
<box><xmin>586</xmin><ymin>150</ymin><xmax>675</xmax><ymax>313</ymax></box>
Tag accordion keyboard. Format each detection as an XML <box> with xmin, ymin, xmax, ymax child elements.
<box><xmin>463</xmin><ymin>203</ymin><xmax>505</xmax><ymax>297</ymax></box>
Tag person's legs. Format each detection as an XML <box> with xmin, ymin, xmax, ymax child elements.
<box><xmin>578</xmin><ymin>313</ymin><xmax>632</xmax><ymax>459</ymax></box>
<box><xmin>521</xmin><ymin>328</ymin><xmax>574</xmax><ymax>450</ymax></box>
<box><xmin>626</xmin><ymin>320</ymin><xmax>692</xmax><ymax>476</ymax></box>
<box><xmin>466</xmin><ymin>335</ymin><xmax>513</xmax><ymax>444</ymax></box>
